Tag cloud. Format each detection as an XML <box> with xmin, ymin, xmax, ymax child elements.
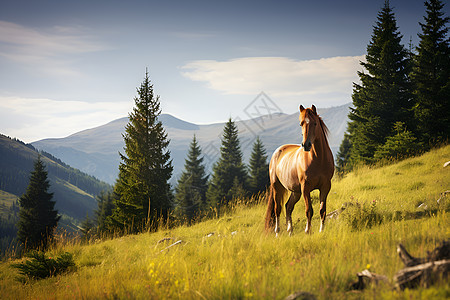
<box><xmin>0</xmin><ymin>97</ymin><xmax>132</xmax><ymax>142</ymax></box>
<box><xmin>0</xmin><ymin>20</ymin><xmax>107</xmax><ymax>76</ymax></box>
<box><xmin>181</xmin><ymin>56</ymin><xmax>365</xmax><ymax>107</ymax></box>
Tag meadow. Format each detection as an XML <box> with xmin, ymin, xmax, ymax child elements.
<box><xmin>1</xmin><ymin>145</ymin><xmax>449</xmax><ymax>299</ymax></box>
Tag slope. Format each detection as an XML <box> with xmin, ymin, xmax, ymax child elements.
<box><xmin>0</xmin><ymin>134</ymin><xmax>111</xmax><ymax>224</ymax></box>
<box><xmin>1</xmin><ymin>145</ymin><xmax>448</xmax><ymax>299</ymax></box>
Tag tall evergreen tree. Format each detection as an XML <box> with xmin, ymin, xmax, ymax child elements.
<box><xmin>336</xmin><ymin>132</ymin><xmax>352</xmax><ymax>174</ymax></box>
<box><xmin>174</xmin><ymin>135</ymin><xmax>208</xmax><ymax>223</ymax></box>
<box><xmin>109</xmin><ymin>70</ymin><xmax>173</xmax><ymax>232</ymax></box>
<box><xmin>248</xmin><ymin>137</ymin><xmax>269</xmax><ymax>195</ymax></box>
<box><xmin>345</xmin><ymin>0</ymin><xmax>413</xmax><ymax>165</ymax></box>
<box><xmin>17</xmin><ymin>155</ymin><xmax>60</xmax><ymax>250</ymax></box>
<box><xmin>207</xmin><ymin>118</ymin><xmax>248</xmax><ymax>208</ymax></box>
<box><xmin>95</xmin><ymin>190</ymin><xmax>116</xmax><ymax>233</ymax></box>
<box><xmin>79</xmin><ymin>213</ymin><xmax>94</xmax><ymax>241</ymax></box>
<box><xmin>412</xmin><ymin>0</ymin><xmax>450</xmax><ymax>144</ymax></box>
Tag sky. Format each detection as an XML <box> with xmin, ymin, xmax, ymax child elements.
<box><xmin>0</xmin><ymin>0</ymin><xmax>447</xmax><ymax>143</ymax></box>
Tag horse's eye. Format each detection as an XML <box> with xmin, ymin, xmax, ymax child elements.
<box><xmin>300</xmin><ymin>121</ymin><xmax>304</xmax><ymax>126</ymax></box>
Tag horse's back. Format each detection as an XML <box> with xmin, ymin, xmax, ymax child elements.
<box><xmin>269</xmin><ymin>144</ymin><xmax>302</xmax><ymax>191</ymax></box>
<box><xmin>269</xmin><ymin>144</ymin><xmax>302</xmax><ymax>171</ymax></box>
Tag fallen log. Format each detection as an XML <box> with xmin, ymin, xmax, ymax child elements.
<box><xmin>394</xmin><ymin>259</ymin><xmax>450</xmax><ymax>290</ymax></box>
<box><xmin>394</xmin><ymin>241</ymin><xmax>450</xmax><ymax>289</ymax></box>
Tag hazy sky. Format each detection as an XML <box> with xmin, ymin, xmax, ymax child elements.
<box><xmin>0</xmin><ymin>0</ymin><xmax>446</xmax><ymax>142</ymax></box>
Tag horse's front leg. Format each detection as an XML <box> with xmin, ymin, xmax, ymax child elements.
<box><xmin>319</xmin><ymin>182</ymin><xmax>331</xmax><ymax>232</ymax></box>
<box><xmin>302</xmin><ymin>187</ymin><xmax>313</xmax><ymax>234</ymax></box>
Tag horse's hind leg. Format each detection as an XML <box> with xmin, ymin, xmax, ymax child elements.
<box><xmin>302</xmin><ymin>186</ymin><xmax>313</xmax><ymax>234</ymax></box>
<box><xmin>319</xmin><ymin>181</ymin><xmax>331</xmax><ymax>232</ymax></box>
<box><xmin>285</xmin><ymin>192</ymin><xmax>301</xmax><ymax>236</ymax></box>
<box><xmin>273</xmin><ymin>180</ymin><xmax>284</xmax><ymax>237</ymax></box>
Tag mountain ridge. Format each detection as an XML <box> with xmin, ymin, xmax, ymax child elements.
<box><xmin>32</xmin><ymin>103</ymin><xmax>351</xmax><ymax>184</ymax></box>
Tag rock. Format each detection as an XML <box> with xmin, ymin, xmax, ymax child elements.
<box><xmin>284</xmin><ymin>291</ymin><xmax>317</xmax><ymax>300</ymax></box>
<box><xmin>350</xmin><ymin>269</ymin><xmax>389</xmax><ymax>290</ymax></box>
<box><xmin>443</xmin><ymin>161</ymin><xmax>450</xmax><ymax>168</ymax></box>
<box><xmin>157</xmin><ymin>237</ymin><xmax>174</xmax><ymax>244</ymax></box>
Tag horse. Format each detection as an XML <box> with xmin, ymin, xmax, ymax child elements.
<box><xmin>265</xmin><ymin>105</ymin><xmax>334</xmax><ymax>236</ymax></box>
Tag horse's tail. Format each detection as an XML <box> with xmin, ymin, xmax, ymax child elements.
<box><xmin>264</xmin><ymin>185</ymin><xmax>276</xmax><ymax>231</ymax></box>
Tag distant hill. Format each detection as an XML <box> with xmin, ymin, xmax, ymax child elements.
<box><xmin>0</xmin><ymin>134</ymin><xmax>111</xmax><ymax>227</ymax></box>
<box><xmin>32</xmin><ymin>104</ymin><xmax>351</xmax><ymax>184</ymax></box>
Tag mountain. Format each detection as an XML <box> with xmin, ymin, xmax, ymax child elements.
<box><xmin>0</xmin><ymin>134</ymin><xmax>111</xmax><ymax>229</ymax></box>
<box><xmin>32</xmin><ymin>104</ymin><xmax>351</xmax><ymax>185</ymax></box>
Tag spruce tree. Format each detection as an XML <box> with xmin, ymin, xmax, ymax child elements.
<box><xmin>80</xmin><ymin>213</ymin><xmax>94</xmax><ymax>241</ymax></box>
<box><xmin>248</xmin><ymin>137</ymin><xmax>269</xmax><ymax>195</ymax></box>
<box><xmin>110</xmin><ymin>70</ymin><xmax>173</xmax><ymax>232</ymax></box>
<box><xmin>95</xmin><ymin>190</ymin><xmax>116</xmax><ymax>233</ymax></box>
<box><xmin>336</xmin><ymin>132</ymin><xmax>352</xmax><ymax>174</ymax></box>
<box><xmin>412</xmin><ymin>0</ymin><xmax>450</xmax><ymax>144</ymax></box>
<box><xmin>374</xmin><ymin>122</ymin><xmax>417</xmax><ymax>160</ymax></box>
<box><xmin>174</xmin><ymin>135</ymin><xmax>209</xmax><ymax>223</ymax></box>
<box><xmin>345</xmin><ymin>0</ymin><xmax>413</xmax><ymax>165</ymax></box>
<box><xmin>207</xmin><ymin>118</ymin><xmax>248</xmax><ymax>208</ymax></box>
<box><xmin>17</xmin><ymin>155</ymin><xmax>60</xmax><ymax>250</ymax></box>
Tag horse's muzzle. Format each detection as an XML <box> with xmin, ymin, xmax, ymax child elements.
<box><xmin>302</xmin><ymin>140</ymin><xmax>312</xmax><ymax>151</ymax></box>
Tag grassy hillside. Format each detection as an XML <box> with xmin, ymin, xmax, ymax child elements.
<box><xmin>0</xmin><ymin>134</ymin><xmax>111</xmax><ymax>223</ymax></box>
<box><xmin>1</xmin><ymin>146</ymin><xmax>449</xmax><ymax>299</ymax></box>
<box><xmin>0</xmin><ymin>191</ymin><xmax>18</xmax><ymax>219</ymax></box>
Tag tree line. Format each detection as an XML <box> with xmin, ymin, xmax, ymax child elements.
<box><xmin>86</xmin><ymin>71</ymin><xmax>270</xmax><ymax>235</ymax></box>
<box><xmin>336</xmin><ymin>0</ymin><xmax>449</xmax><ymax>173</ymax></box>
<box><xmin>14</xmin><ymin>0</ymin><xmax>448</xmax><ymax>251</ymax></box>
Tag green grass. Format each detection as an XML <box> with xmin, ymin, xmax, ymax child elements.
<box><xmin>0</xmin><ymin>190</ymin><xmax>18</xmax><ymax>219</ymax></box>
<box><xmin>1</xmin><ymin>146</ymin><xmax>449</xmax><ymax>299</ymax></box>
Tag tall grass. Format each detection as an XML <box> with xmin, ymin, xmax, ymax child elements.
<box><xmin>1</xmin><ymin>145</ymin><xmax>449</xmax><ymax>299</ymax></box>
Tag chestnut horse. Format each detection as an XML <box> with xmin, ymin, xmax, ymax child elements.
<box><xmin>265</xmin><ymin>105</ymin><xmax>334</xmax><ymax>236</ymax></box>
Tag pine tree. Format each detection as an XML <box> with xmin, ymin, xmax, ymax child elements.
<box><xmin>336</xmin><ymin>132</ymin><xmax>352</xmax><ymax>174</ymax></box>
<box><xmin>207</xmin><ymin>118</ymin><xmax>248</xmax><ymax>208</ymax></box>
<box><xmin>345</xmin><ymin>0</ymin><xmax>413</xmax><ymax>165</ymax></box>
<box><xmin>17</xmin><ymin>155</ymin><xmax>60</xmax><ymax>250</ymax></box>
<box><xmin>174</xmin><ymin>135</ymin><xmax>209</xmax><ymax>223</ymax></box>
<box><xmin>95</xmin><ymin>190</ymin><xmax>116</xmax><ymax>233</ymax></box>
<box><xmin>110</xmin><ymin>70</ymin><xmax>173</xmax><ymax>232</ymax></box>
<box><xmin>374</xmin><ymin>122</ymin><xmax>417</xmax><ymax>160</ymax></box>
<box><xmin>248</xmin><ymin>137</ymin><xmax>269</xmax><ymax>195</ymax></box>
<box><xmin>412</xmin><ymin>0</ymin><xmax>450</xmax><ymax>145</ymax></box>
<box><xmin>80</xmin><ymin>213</ymin><xmax>94</xmax><ymax>241</ymax></box>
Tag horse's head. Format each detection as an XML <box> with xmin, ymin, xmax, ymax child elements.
<box><xmin>299</xmin><ymin>105</ymin><xmax>319</xmax><ymax>152</ymax></box>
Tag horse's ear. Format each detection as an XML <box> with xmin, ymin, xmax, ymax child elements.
<box><xmin>311</xmin><ymin>105</ymin><xmax>317</xmax><ymax>115</ymax></box>
<box><xmin>299</xmin><ymin>105</ymin><xmax>305</xmax><ymax>112</ymax></box>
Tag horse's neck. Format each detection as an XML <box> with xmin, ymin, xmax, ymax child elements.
<box><xmin>311</xmin><ymin>128</ymin><xmax>330</xmax><ymax>160</ymax></box>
